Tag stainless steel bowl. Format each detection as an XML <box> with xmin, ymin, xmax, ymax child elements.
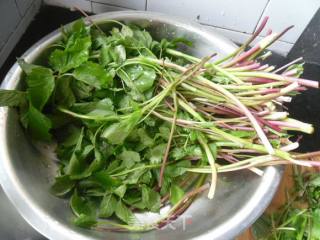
<box><xmin>0</xmin><ymin>11</ymin><xmax>282</xmax><ymax>240</ymax></box>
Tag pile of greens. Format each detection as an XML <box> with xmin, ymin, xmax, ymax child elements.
<box><xmin>0</xmin><ymin>17</ymin><xmax>319</xmax><ymax>231</ymax></box>
<box><xmin>253</xmin><ymin>165</ymin><xmax>320</xmax><ymax>240</ymax></box>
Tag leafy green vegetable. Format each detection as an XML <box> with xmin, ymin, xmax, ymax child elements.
<box><xmin>73</xmin><ymin>61</ymin><xmax>114</xmax><ymax>89</ymax></box>
<box><xmin>123</xmin><ymin>64</ymin><xmax>156</xmax><ymax>92</ymax></box>
<box><xmin>26</xmin><ymin>66</ymin><xmax>55</xmax><ymax>111</ymax></box>
<box><xmin>72</xmin><ymin>214</ymin><xmax>97</xmax><ymax>228</ymax></box>
<box><xmin>55</xmin><ymin>76</ymin><xmax>76</xmax><ymax>107</ymax></box>
<box><xmin>119</xmin><ymin>150</ymin><xmax>140</xmax><ymax>167</ymax></box>
<box><xmin>170</xmin><ymin>184</ymin><xmax>185</xmax><ymax>205</ymax></box>
<box><xmin>49</xmin><ymin>20</ymin><xmax>91</xmax><ymax>73</ymax></box>
<box><xmin>142</xmin><ymin>185</ymin><xmax>161</xmax><ymax>212</ymax></box>
<box><xmin>253</xmin><ymin>167</ymin><xmax>320</xmax><ymax>240</ymax></box>
<box><xmin>115</xmin><ymin>200</ymin><xmax>135</xmax><ymax>224</ymax></box>
<box><xmin>148</xmin><ymin>143</ymin><xmax>167</xmax><ymax>164</ymax></box>
<box><xmin>0</xmin><ymin>89</ymin><xmax>26</xmax><ymax>107</ymax></box>
<box><xmin>72</xmin><ymin>98</ymin><xmax>114</xmax><ymax>117</ymax></box>
<box><xmin>3</xmin><ymin>17</ymin><xmax>318</xmax><ymax>233</ymax></box>
<box><xmin>114</xmin><ymin>185</ymin><xmax>127</xmax><ymax>198</ymax></box>
<box><xmin>70</xmin><ymin>190</ymin><xmax>95</xmax><ymax>217</ymax></box>
<box><xmin>27</xmin><ymin>104</ymin><xmax>52</xmax><ymax>141</ymax></box>
<box><xmin>99</xmin><ymin>194</ymin><xmax>117</xmax><ymax>218</ymax></box>
<box><xmin>101</xmin><ymin>110</ymin><xmax>142</xmax><ymax>145</ymax></box>
<box><xmin>51</xmin><ymin>175</ymin><xmax>75</xmax><ymax>196</ymax></box>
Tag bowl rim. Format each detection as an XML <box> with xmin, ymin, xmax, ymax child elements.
<box><xmin>0</xmin><ymin>10</ymin><xmax>282</xmax><ymax>240</ymax></box>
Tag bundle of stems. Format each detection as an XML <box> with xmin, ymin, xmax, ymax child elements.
<box><xmin>73</xmin><ymin>17</ymin><xmax>320</xmax><ymax>231</ymax></box>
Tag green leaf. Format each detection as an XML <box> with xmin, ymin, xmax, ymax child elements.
<box><xmin>65</xmin><ymin>128</ymin><xmax>84</xmax><ymax>176</ymax></box>
<box><xmin>60</xmin><ymin>125</ymin><xmax>82</xmax><ymax>147</ymax></box>
<box><xmin>115</xmin><ymin>200</ymin><xmax>135</xmax><ymax>224</ymax></box>
<box><xmin>312</xmin><ymin>209</ymin><xmax>320</xmax><ymax>239</ymax></box>
<box><xmin>114</xmin><ymin>185</ymin><xmax>127</xmax><ymax>198</ymax></box>
<box><xmin>73</xmin><ymin>61</ymin><xmax>114</xmax><ymax>89</ymax></box>
<box><xmin>121</xmin><ymin>25</ymin><xmax>133</xmax><ymax>38</ymax></box>
<box><xmin>112</xmin><ymin>45</ymin><xmax>126</xmax><ymax>63</ymax></box>
<box><xmin>165</xmin><ymin>160</ymin><xmax>191</xmax><ymax>178</ymax></box>
<box><xmin>50</xmin><ymin>175</ymin><xmax>75</xmax><ymax>197</ymax></box>
<box><xmin>119</xmin><ymin>150</ymin><xmax>140</xmax><ymax>168</ymax></box>
<box><xmin>72</xmin><ymin>214</ymin><xmax>97</xmax><ymax>228</ymax></box>
<box><xmin>142</xmin><ymin>185</ymin><xmax>161</xmax><ymax>212</ymax></box>
<box><xmin>170</xmin><ymin>184</ymin><xmax>185</xmax><ymax>205</ymax></box>
<box><xmin>148</xmin><ymin>143</ymin><xmax>167</xmax><ymax>164</ymax></box>
<box><xmin>310</xmin><ymin>176</ymin><xmax>320</xmax><ymax>187</ymax></box>
<box><xmin>72</xmin><ymin>98</ymin><xmax>114</xmax><ymax>117</ymax></box>
<box><xmin>49</xmin><ymin>34</ymin><xmax>91</xmax><ymax>73</ymax></box>
<box><xmin>139</xmin><ymin>171</ymin><xmax>152</xmax><ymax>184</ymax></box>
<box><xmin>137</xmin><ymin>128</ymin><xmax>154</xmax><ymax>149</ymax></box>
<box><xmin>27</xmin><ymin>104</ymin><xmax>52</xmax><ymax>141</ymax></box>
<box><xmin>70</xmin><ymin>190</ymin><xmax>95</xmax><ymax>217</ymax></box>
<box><xmin>64</xmin><ymin>19</ymin><xmax>89</xmax><ymax>38</ymax></box>
<box><xmin>100</xmin><ymin>44</ymin><xmax>113</xmax><ymax>66</ymax></box>
<box><xmin>0</xmin><ymin>89</ymin><xmax>26</xmax><ymax>107</ymax></box>
<box><xmin>72</xmin><ymin>146</ymin><xmax>104</xmax><ymax>180</ymax></box>
<box><xmin>133</xmin><ymin>29</ymin><xmax>153</xmax><ymax>48</ymax></box>
<box><xmin>55</xmin><ymin>76</ymin><xmax>76</xmax><ymax>107</ymax></box>
<box><xmin>157</xmin><ymin>125</ymin><xmax>170</xmax><ymax>140</ymax></box>
<box><xmin>71</xmin><ymin>80</ymin><xmax>93</xmax><ymax>100</ymax></box>
<box><xmin>17</xmin><ymin>59</ymin><xmax>38</xmax><ymax>74</ymax></box>
<box><xmin>93</xmin><ymin>171</ymin><xmax>121</xmax><ymax>190</ymax></box>
<box><xmin>124</xmin><ymin>64</ymin><xmax>156</xmax><ymax>92</ymax></box>
<box><xmin>227</xmin><ymin>130</ymin><xmax>256</xmax><ymax>138</ymax></box>
<box><xmin>123</xmin><ymin>164</ymin><xmax>146</xmax><ymax>184</ymax></box>
<box><xmin>26</xmin><ymin>67</ymin><xmax>55</xmax><ymax>111</ymax></box>
<box><xmin>99</xmin><ymin>194</ymin><xmax>117</xmax><ymax>218</ymax></box>
<box><xmin>101</xmin><ymin>110</ymin><xmax>142</xmax><ymax>145</ymax></box>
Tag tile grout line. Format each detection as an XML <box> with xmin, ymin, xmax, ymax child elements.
<box><xmin>13</xmin><ymin>0</ymin><xmax>23</xmax><ymax>17</ymax></box>
<box><xmin>252</xmin><ymin>0</ymin><xmax>271</xmax><ymax>34</ymax></box>
<box><xmin>202</xmin><ymin>23</ymin><xmax>293</xmax><ymax>45</ymax></box>
<box><xmin>200</xmin><ymin>22</ymin><xmax>251</xmax><ymax>35</ymax></box>
<box><xmin>90</xmin><ymin>1</ymin><xmax>136</xmax><ymax>10</ymax></box>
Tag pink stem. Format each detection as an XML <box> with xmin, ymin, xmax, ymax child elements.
<box><xmin>266</xmin><ymin>29</ymin><xmax>273</xmax><ymax>35</ymax></box>
<box><xmin>268</xmin><ymin>120</ymin><xmax>299</xmax><ymax>128</ymax></box>
<box><xmin>254</xmin><ymin>115</ymin><xmax>282</xmax><ymax>132</ymax></box>
<box><xmin>247</xmin><ymin>78</ymin><xmax>275</xmax><ymax>84</ymax></box>
<box><xmin>273</xmin><ymin>57</ymin><xmax>303</xmax><ymax>74</ymax></box>
<box><xmin>217</xmin><ymin>122</ymin><xmax>254</xmax><ymax>131</ymax></box>
<box><xmin>282</xmin><ymin>69</ymin><xmax>298</xmax><ymax>76</ymax></box>
<box><xmin>224</xmin><ymin>45</ymin><xmax>260</xmax><ymax>67</ymax></box>
<box><xmin>286</xmin><ymin>76</ymin><xmax>319</xmax><ymax>88</ymax></box>
<box><xmin>227</xmin><ymin>62</ymin><xmax>261</xmax><ymax>71</ymax></box>
<box><xmin>260</xmin><ymin>88</ymin><xmax>280</xmax><ymax>94</ymax></box>
<box><xmin>236</xmin><ymin>60</ymin><xmax>255</xmax><ymax>67</ymax></box>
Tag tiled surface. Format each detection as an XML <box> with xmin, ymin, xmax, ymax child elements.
<box><xmin>93</xmin><ymin>0</ymin><xmax>146</xmax><ymax>10</ymax></box>
<box><xmin>147</xmin><ymin>0</ymin><xmax>269</xmax><ymax>33</ymax></box>
<box><xmin>41</xmin><ymin>0</ymin><xmax>319</xmax><ymax>55</ymax></box>
<box><xmin>43</xmin><ymin>0</ymin><xmax>92</xmax><ymax>12</ymax></box>
<box><xmin>15</xmin><ymin>0</ymin><xmax>34</xmax><ymax>16</ymax></box>
<box><xmin>0</xmin><ymin>0</ymin><xmax>21</xmax><ymax>50</ymax></box>
<box><xmin>207</xmin><ymin>26</ymin><xmax>293</xmax><ymax>56</ymax></box>
<box><xmin>257</xmin><ymin>0</ymin><xmax>320</xmax><ymax>43</ymax></box>
<box><xmin>0</xmin><ymin>0</ymin><xmax>41</xmax><ymax>67</ymax></box>
<box><xmin>92</xmin><ymin>2</ymin><xmax>130</xmax><ymax>13</ymax></box>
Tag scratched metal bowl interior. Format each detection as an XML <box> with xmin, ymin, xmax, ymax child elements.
<box><xmin>0</xmin><ymin>11</ymin><xmax>282</xmax><ymax>240</ymax></box>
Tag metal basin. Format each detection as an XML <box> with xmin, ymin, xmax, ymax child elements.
<box><xmin>0</xmin><ymin>11</ymin><xmax>282</xmax><ymax>240</ymax></box>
